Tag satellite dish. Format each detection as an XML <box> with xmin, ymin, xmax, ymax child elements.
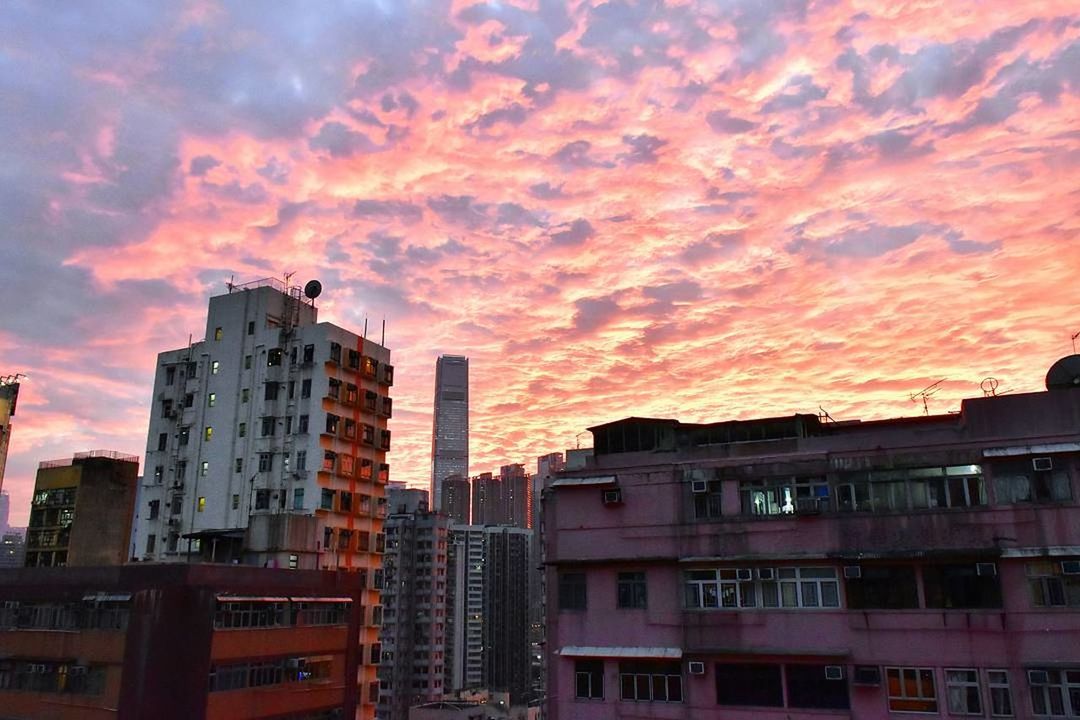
<box><xmin>1046</xmin><ymin>355</ymin><xmax>1080</xmax><ymax>390</ymax></box>
<box><xmin>303</xmin><ymin>280</ymin><xmax>322</xmax><ymax>300</ymax></box>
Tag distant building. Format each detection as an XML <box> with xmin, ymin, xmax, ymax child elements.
<box><xmin>470</xmin><ymin>473</ymin><xmax>500</xmax><ymax>526</ymax></box>
<box><xmin>442</xmin><ymin>475</ymin><xmax>471</xmax><ymax>525</ymax></box>
<box><xmin>545</xmin><ymin>359</ymin><xmax>1080</xmax><ymax>719</ymax></box>
<box><xmin>408</xmin><ymin>690</ymin><xmax>538</xmax><ymax>720</ymax></box>
<box><xmin>0</xmin><ymin>491</ymin><xmax>11</xmax><ymax>533</ymax></box>
<box><xmin>0</xmin><ymin>377</ymin><xmax>19</xmax><ymax>497</ymax></box>
<box><xmin>431</xmin><ymin>355</ymin><xmax>469</xmax><ymax>512</ymax></box>
<box><xmin>447</xmin><ymin>525</ymin><xmax>533</xmax><ymax>705</ymax></box>
<box><xmin>500</xmin><ymin>464</ymin><xmax>531</xmax><ymax>529</ymax></box>
<box><xmin>0</xmin><ymin>564</ymin><xmax>365</xmax><ymax>720</ymax></box>
<box><xmin>25</xmin><ymin>450</ymin><xmax>139</xmax><ymax>568</ymax></box>
<box><xmin>377</xmin><ymin>488</ymin><xmax>451</xmax><ymax>720</ymax></box>
<box><xmin>0</xmin><ymin>530</ymin><xmax>25</xmax><ymax>569</ymax></box>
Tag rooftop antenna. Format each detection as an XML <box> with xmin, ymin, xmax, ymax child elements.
<box><xmin>980</xmin><ymin>377</ymin><xmax>1000</xmax><ymax>397</ymax></box>
<box><xmin>227</xmin><ymin>274</ymin><xmax>235</xmax><ymax>293</ymax></box>
<box><xmin>381</xmin><ymin>318</ymin><xmax>386</xmax><ymax>347</ymax></box>
<box><xmin>1072</xmin><ymin>330</ymin><xmax>1080</xmax><ymax>355</ymax></box>
<box><xmin>818</xmin><ymin>406</ymin><xmax>836</xmax><ymax>424</ymax></box>
<box><xmin>910</xmin><ymin>379</ymin><xmax>946</xmax><ymax>416</ymax></box>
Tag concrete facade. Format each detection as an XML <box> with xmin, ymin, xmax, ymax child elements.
<box><xmin>545</xmin><ymin>383</ymin><xmax>1080</xmax><ymax>719</ymax></box>
<box><xmin>0</xmin><ymin>379</ymin><xmax>19</xmax><ymax>497</ymax></box>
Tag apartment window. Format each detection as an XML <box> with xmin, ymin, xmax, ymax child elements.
<box><xmin>298</xmin><ymin>414</ymin><xmax>309</xmax><ymax>433</ymax></box>
<box><xmin>303</xmin><ymin>344</ymin><xmax>314</xmax><ymax>363</ymax></box>
<box><xmin>157</xmin><ymin>433</ymin><xmax>167</xmax><ymax>451</ymax></box>
<box><xmin>245</xmin><ymin>355</ymin><xmax>252</xmax><ymax>369</ymax></box>
<box><xmin>380</xmin><ymin>429</ymin><xmax>391</xmax><ymax>450</ymax></box>
<box><xmin>207</xmin><ymin>393</ymin><xmax>216</xmax><ymax>407</ymax></box>
<box><xmin>347</xmin><ymin>349</ymin><xmax>360</xmax><ymax>369</ymax></box>
<box><xmin>267</xmin><ymin>348</ymin><xmax>283</xmax><ymax>366</ymax></box>
<box><xmin>214</xmin><ymin>327</ymin><xmax>223</xmax><ymax>341</ymax></box>
<box><xmin>838</xmin><ymin>465</ymin><xmax>986</xmax><ymax>512</ymax></box>
<box><xmin>619</xmin><ymin>661</ymin><xmax>682</xmax><ymax>702</ymax></box>
<box><xmin>179</xmin><ymin>427</ymin><xmax>190</xmax><ymax>446</ymax></box>
<box><xmin>197</xmin><ymin>497</ymin><xmax>206</xmax><ymax>513</ymax></box>
<box><xmin>329</xmin><ymin>342</ymin><xmax>342</xmax><ymax>363</ymax></box>
<box><xmin>204</xmin><ymin>426</ymin><xmax>213</xmax><ymax>441</ymax></box>
<box><xmin>241</xmin><ymin>388</ymin><xmax>249</xmax><ymax>403</ymax></box>
<box><xmin>741</xmin><ymin>476</ymin><xmax>829</xmax><ymax>516</ymax></box>
<box><xmin>321</xmin><ymin>489</ymin><xmax>335</xmax><ymax>510</ymax></box>
<box><xmin>887</xmin><ymin>667</ymin><xmax>938</xmax><ymax>713</ymax></box>
<box><xmin>993</xmin><ymin>458</ymin><xmax>1072</xmax><ymax>504</ymax></box>
<box><xmin>247</xmin><ymin>320</ymin><xmax>255</xmax><ymax>335</ymax></box>
<box><xmin>296</xmin><ymin>450</ymin><xmax>307</xmax><ymax>471</ymax></box>
<box><xmin>301</xmin><ymin>379</ymin><xmax>311</xmax><ymax>398</ymax></box>
<box><xmin>293</xmin><ymin>488</ymin><xmax>304</xmax><ymax>510</ymax></box>
<box><xmin>232</xmin><ymin>458</ymin><xmax>241</xmax><ymax>474</ymax></box>
<box><xmin>146</xmin><ymin>534</ymin><xmax>156</xmax><ymax>554</ymax></box>
<box><xmin>923</xmin><ymin>564</ymin><xmax>1002</xmax><ymax>609</ymax></box>
<box><xmin>148</xmin><ymin>500</ymin><xmax>160</xmax><ymax>520</ymax></box>
<box><xmin>1029</xmin><ymin>669</ymin><xmax>1080</xmax><ymax>716</ymax></box>
<box><xmin>574</xmin><ymin>659</ymin><xmax>604</xmax><ymax>700</ymax></box>
<box><xmin>1028</xmin><ymin>561</ymin><xmax>1080</xmax><ymax>607</ymax></box>
<box><xmin>209</xmin><ymin>360</ymin><xmax>219</xmax><ymax>375</ymax></box>
<box><xmin>343</xmin><ymin>419</ymin><xmax>357</xmax><ymax>440</ymax></box>
<box><xmin>340</xmin><ymin>491</ymin><xmax>353</xmax><ymax>513</ymax></box>
<box><xmin>846</xmin><ymin>565</ymin><xmax>919</xmax><ymax>609</ymax></box>
<box><xmin>183</xmin><ymin>392</ymin><xmax>194</xmax><ymax>408</ymax></box>
<box><xmin>264</xmin><ymin>383</ymin><xmax>279</xmax><ymax>401</ymax></box>
<box><xmin>987</xmin><ymin>670</ymin><xmax>1013</xmax><ymax>717</ymax></box>
<box><xmin>165</xmin><ymin>366</ymin><xmax>175</xmax><ymax>385</ymax></box>
<box><xmin>617</xmin><ymin>572</ymin><xmax>647</xmax><ymax>609</ymax></box>
<box><xmin>255</xmin><ymin>489</ymin><xmax>270</xmax><ymax>510</ymax></box>
<box><xmin>328</xmin><ymin>378</ymin><xmax>341</xmax><ymax>399</ymax></box>
<box><xmin>232</xmin><ymin>494</ymin><xmax>239</xmax><ymax>510</ymax></box>
<box><xmin>323</xmin><ymin>451</ymin><xmax>336</xmax><ymax>471</ymax></box>
<box><xmin>288</xmin><ymin>380</ymin><xmax>295</xmax><ymax>399</ymax></box>
<box><xmin>238</xmin><ymin>422</ymin><xmax>246</xmax><ymax>438</ymax></box>
<box><xmin>716</xmin><ymin>663</ymin><xmax>783</xmax><ymax>707</ymax></box>
<box><xmin>162</xmin><ymin>398</ymin><xmax>174</xmax><ymax>417</ymax></box>
<box><xmin>559</xmin><ymin>572</ymin><xmax>587</xmax><ymax>610</ymax></box>
<box><xmin>201</xmin><ymin>461</ymin><xmax>209</xmax><ymax>477</ymax></box>
<box><xmin>325</xmin><ymin>414</ymin><xmax>340</xmax><ymax>434</ymax></box>
<box><xmin>345</xmin><ymin>383</ymin><xmax>358</xmax><ymax>404</ymax></box>
<box><xmin>786</xmin><ymin>664</ymin><xmax>850</xmax><ymax>710</ymax></box>
<box><xmin>177</xmin><ymin>461</ymin><xmax>187</xmax><ymax>481</ymax></box>
<box><xmin>261</xmin><ymin>417</ymin><xmax>276</xmax><ymax>436</ymax></box>
<box><xmin>364</xmin><ymin>390</ymin><xmax>377</xmax><ymax>411</ymax></box>
<box><xmin>258</xmin><ymin>453</ymin><xmax>273</xmax><ymax>472</ymax></box>
<box><xmin>946</xmin><ymin>669</ymin><xmax>982</xmax><ymax>715</ymax></box>
<box><xmin>686</xmin><ymin>567</ymin><xmax>839</xmax><ymax>609</ymax></box>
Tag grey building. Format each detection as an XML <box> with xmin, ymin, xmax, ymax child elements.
<box><xmin>442</xmin><ymin>475</ymin><xmax>471</xmax><ymax>525</ymax></box>
<box><xmin>431</xmin><ymin>356</ymin><xmax>469</xmax><ymax>513</ymax></box>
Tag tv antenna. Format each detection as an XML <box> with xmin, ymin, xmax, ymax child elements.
<box><xmin>818</xmin><ymin>406</ymin><xmax>836</xmax><ymax>424</ymax></box>
<box><xmin>980</xmin><ymin>377</ymin><xmax>1000</xmax><ymax>397</ymax></box>
<box><xmin>1072</xmin><ymin>330</ymin><xmax>1080</xmax><ymax>355</ymax></box>
<box><xmin>910</xmin><ymin>379</ymin><xmax>946</xmax><ymax>416</ymax></box>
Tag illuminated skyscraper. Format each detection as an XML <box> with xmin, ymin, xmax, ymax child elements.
<box><xmin>431</xmin><ymin>355</ymin><xmax>469</xmax><ymax>512</ymax></box>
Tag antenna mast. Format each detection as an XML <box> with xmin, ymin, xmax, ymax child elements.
<box><xmin>910</xmin><ymin>379</ymin><xmax>946</xmax><ymax>416</ymax></box>
<box><xmin>1072</xmin><ymin>330</ymin><xmax>1080</xmax><ymax>355</ymax></box>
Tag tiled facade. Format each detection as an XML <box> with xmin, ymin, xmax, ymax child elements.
<box><xmin>545</xmin><ymin>384</ymin><xmax>1080</xmax><ymax>719</ymax></box>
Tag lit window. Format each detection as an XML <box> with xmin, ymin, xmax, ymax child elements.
<box><xmin>211</xmin><ymin>361</ymin><xmax>220</xmax><ymax>375</ymax></box>
<box><xmin>201</xmin><ymin>461</ymin><xmax>209</xmax><ymax>477</ymax></box>
<box><xmin>214</xmin><ymin>327</ymin><xmax>223</xmax><ymax>341</ymax></box>
<box><xmin>887</xmin><ymin>667</ymin><xmax>937</xmax><ymax>713</ymax></box>
<box><xmin>204</xmin><ymin>426</ymin><xmax>213</xmax><ymax>441</ymax></box>
<box><xmin>197</xmin><ymin>497</ymin><xmax>206</xmax><ymax>512</ymax></box>
<box><xmin>208</xmin><ymin>393</ymin><xmax>216</xmax><ymax>407</ymax></box>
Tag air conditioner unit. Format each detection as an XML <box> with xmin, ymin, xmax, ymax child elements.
<box><xmin>1033</xmin><ymin>457</ymin><xmax>1054</xmax><ymax>472</ymax></box>
<box><xmin>757</xmin><ymin>567</ymin><xmax>775</xmax><ymax>581</ymax></box>
<box><xmin>825</xmin><ymin>665</ymin><xmax>844</xmax><ymax>680</ymax></box>
<box><xmin>1061</xmin><ymin>560</ymin><xmax>1080</xmax><ymax>575</ymax></box>
<box><xmin>844</xmin><ymin>565</ymin><xmax>862</xmax><ymax>579</ymax></box>
<box><xmin>735</xmin><ymin>568</ymin><xmax>753</xmax><ymax>581</ymax></box>
<box><xmin>688</xmin><ymin>661</ymin><xmax>706</xmax><ymax>675</ymax></box>
<box><xmin>1028</xmin><ymin>669</ymin><xmax>1050</xmax><ymax>685</ymax></box>
<box><xmin>976</xmin><ymin>562</ymin><xmax>997</xmax><ymax>577</ymax></box>
<box><xmin>795</xmin><ymin>497</ymin><xmax>823</xmax><ymax>515</ymax></box>
<box><xmin>852</xmin><ymin>666</ymin><xmax>882</xmax><ymax>686</ymax></box>
<box><xmin>602</xmin><ymin>488</ymin><xmax>623</xmax><ymax>506</ymax></box>
<box><xmin>691</xmin><ymin>479</ymin><xmax>709</xmax><ymax>494</ymax></box>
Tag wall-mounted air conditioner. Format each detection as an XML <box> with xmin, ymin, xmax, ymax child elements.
<box><xmin>1033</xmin><ymin>457</ymin><xmax>1054</xmax><ymax>472</ymax></box>
<box><xmin>602</xmin><ymin>488</ymin><xmax>623</xmax><ymax>506</ymax></box>
<box><xmin>976</xmin><ymin>562</ymin><xmax>997</xmax><ymax>577</ymax></box>
<box><xmin>852</xmin><ymin>666</ymin><xmax>881</xmax><ymax>686</ymax></box>
<box><xmin>688</xmin><ymin>661</ymin><xmax>706</xmax><ymax>675</ymax></box>
<box><xmin>825</xmin><ymin>665</ymin><xmax>844</xmax><ymax>680</ymax></box>
<box><xmin>844</xmin><ymin>565</ymin><xmax>862</xmax><ymax>579</ymax></box>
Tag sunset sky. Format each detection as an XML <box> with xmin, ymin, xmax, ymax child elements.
<box><xmin>2</xmin><ymin>1</ymin><xmax>1079</xmax><ymax>526</ymax></box>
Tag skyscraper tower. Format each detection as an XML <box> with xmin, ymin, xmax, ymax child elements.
<box><xmin>431</xmin><ymin>355</ymin><xmax>469</xmax><ymax>512</ymax></box>
<box><xmin>0</xmin><ymin>376</ymin><xmax>21</xmax><ymax>497</ymax></box>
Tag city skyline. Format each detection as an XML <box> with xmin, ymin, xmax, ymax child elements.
<box><xmin>3</xmin><ymin>1</ymin><xmax>1080</xmax><ymax>526</ymax></box>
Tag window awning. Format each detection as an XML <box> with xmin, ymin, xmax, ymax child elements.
<box><xmin>288</xmin><ymin>597</ymin><xmax>353</xmax><ymax>603</ymax></box>
<box><xmin>550</xmin><ymin>475</ymin><xmax>617</xmax><ymax>488</ymax></box>
<box><xmin>214</xmin><ymin>595</ymin><xmax>289</xmax><ymax>603</ymax></box>
<box><xmin>983</xmin><ymin>443</ymin><xmax>1080</xmax><ymax>457</ymax></box>
<box><xmin>558</xmin><ymin>646</ymin><xmax>682</xmax><ymax>659</ymax></box>
<box><xmin>82</xmin><ymin>593</ymin><xmax>132</xmax><ymax>603</ymax></box>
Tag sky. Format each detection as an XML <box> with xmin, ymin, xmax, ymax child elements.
<box><xmin>1</xmin><ymin>1</ymin><xmax>1079</xmax><ymax>526</ymax></box>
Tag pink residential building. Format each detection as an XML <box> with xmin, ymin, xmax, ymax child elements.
<box><xmin>544</xmin><ymin>359</ymin><xmax>1080</xmax><ymax>719</ymax></box>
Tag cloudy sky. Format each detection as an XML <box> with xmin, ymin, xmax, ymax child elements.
<box><xmin>2</xmin><ymin>1</ymin><xmax>1079</xmax><ymax>525</ymax></box>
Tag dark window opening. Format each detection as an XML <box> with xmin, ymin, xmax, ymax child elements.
<box><xmin>617</xmin><ymin>572</ymin><xmax>647</xmax><ymax>609</ymax></box>
<box><xmin>716</xmin><ymin>663</ymin><xmax>784</xmax><ymax>707</ymax></box>
<box><xmin>923</xmin><ymin>564</ymin><xmax>1002</xmax><ymax>609</ymax></box>
<box><xmin>786</xmin><ymin>664</ymin><xmax>850</xmax><ymax>709</ymax></box>
<box><xmin>846</xmin><ymin>565</ymin><xmax>919</xmax><ymax>609</ymax></box>
<box><xmin>559</xmin><ymin>572</ymin><xmax>587</xmax><ymax>610</ymax></box>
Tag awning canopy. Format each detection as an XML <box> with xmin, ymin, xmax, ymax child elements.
<box><xmin>550</xmin><ymin>475</ymin><xmax>617</xmax><ymax>488</ymax></box>
<box><xmin>558</xmin><ymin>646</ymin><xmax>682</xmax><ymax>659</ymax></box>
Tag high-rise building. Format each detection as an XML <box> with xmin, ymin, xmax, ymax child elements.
<box><xmin>25</xmin><ymin>450</ymin><xmax>139</xmax><ymax>568</ymax></box>
<box><xmin>0</xmin><ymin>491</ymin><xmax>10</xmax><ymax>533</ymax></box>
<box><xmin>500</xmin><ymin>463</ymin><xmax>531</xmax><ymax>529</ymax></box>
<box><xmin>377</xmin><ymin>487</ymin><xmax>451</xmax><ymax>720</ymax></box>
<box><xmin>431</xmin><ymin>355</ymin><xmax>468</xmax><ymax>512</ymax></box>
<box><xmin>0</xmin><ymin>530</ymin><xmax>25</xmax><ymax>568</ymax></box>
<box><xmin>544</xmin><ymin>359</ymin><xmax>1080</xmax><ymax>719</ymax></box>
<box><xmin>0</xmin><ymin>377</ymin><xmax>20</xmax><ymax>497</ymax></box>
<box><xmin>470</xmin><ymin>472</ymin><xmax>500</xmax><ymax>526</ymax></box>
<box><xmin>131</xmin><ymin>278</ymin><xmax>393</xmax><ymax>720</ymax></box>
<box><xmin>442</xmin><ymin>474</ymin><xmax>471</xmax><ymax>525</ymax></box>
<box><xmin>446</xmin><ymin>525</ymin><xmax>533</xmax><ymax>704</ymax></box>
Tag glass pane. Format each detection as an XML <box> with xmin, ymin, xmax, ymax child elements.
<box><xmin>652</xmin><ymin>675</ymin><xmax>667</xmax><ymax>702</ymax></box>
<box><xmin>801</xmin><ymin>582</ymin><xmax>819</xmax><ymax>607</ymax></box>
<box><xmin>636</xmin><ymin>675</ymin><xmax>650</xmax><ymax>700</ymax></box>
<box><xmin>781</xmin><ymin>582</ymin><xmax>798</xmax><ymax>607</ymax></box>
<box><xmin>668</xmin><ymin>675</ymin><xmax>682</xmax><ymax>702</ymax></box>
<box><xmin>920</xmin><ymin>669</ymin><xmax>936</xmax><ymax>698</ymax></box>
<box><xmin>620</xmin><ymin>675</ymin><xmax>635</xmax><ymax>700</ymax></box>
<box><xmin>821</xmin><ymin>582</ymin><xmax>839</xmax><ymax>607</ymax></box>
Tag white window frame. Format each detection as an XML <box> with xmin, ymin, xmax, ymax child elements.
<box><xmin>945</xmin><ymin>668</ymin><xmax>982</xmax><ymax>715</ymax></box>
<box><xmin>1029</xmin><ymin>669</ymin><xmax>1080</xmax><ymax>717</ymax></box>
<box><xmin>685</xmin><ymin>567</ymin><xmax>840</xmax><ymax>609</ymax></box>
<box><xmin>987</xmin><ymin>670</ymin><xmax>1013</xmax><ymax>717</ymax></box>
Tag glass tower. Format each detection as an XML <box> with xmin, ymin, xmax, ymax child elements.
<box><xmin>431</xmin><ymin>355</ymin><xmax>469</xmax><ymax>511</ymax></box>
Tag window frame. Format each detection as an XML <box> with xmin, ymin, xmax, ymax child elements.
<box><xmin>558</xmin><ymin>572</ymin><xmax>588</xmax><ymax>611</ymax></box>
<box><xmin>617</xmin><ymin>571</ymin><xmax>647</xmax><ymax>609</ymax></box>
<box><xmin>945</xmin><ymin>668</ymin><xmax>983</xmax><ymax>716</ymax></box>
<box><xmin>886</xmin><ymin>666</ymin><xmax>939</xmax><ymax>714</ymax></box>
